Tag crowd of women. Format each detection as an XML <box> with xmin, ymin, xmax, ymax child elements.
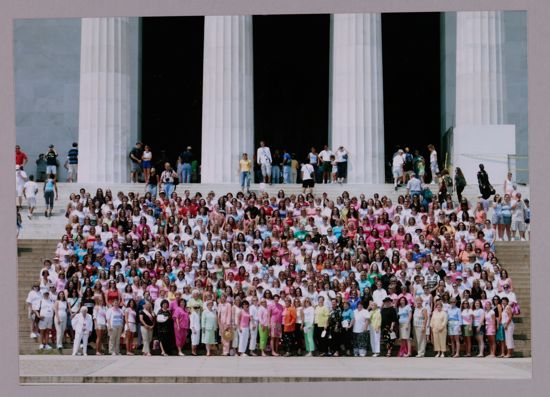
<box><xmin>25</xmin><ymin>184</ymin><xmax>521</xmax><ymax>358</ymax></box>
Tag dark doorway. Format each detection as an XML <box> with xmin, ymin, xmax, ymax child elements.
<box><xmin>141</xmin><ymin>17</ymin><xmax>204</xmax><ymax>168</ymax></box>
<box><xmin>381</xmin><ymin>13</ymin><xmax>441</xmax><ymax>182</ymax></box>
<box><xmin>253</xmin><ymin>15</ymin><xmax>330</xmax><ymax>164</ymax></box>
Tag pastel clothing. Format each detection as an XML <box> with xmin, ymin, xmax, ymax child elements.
<box><xmin>190</xmin><ymin>311</ymin><xmax>201</xmax><ymax>346</ymax></box>
<box><xmin>201</xmin><ymin>309</ymin><xmax>217</xmax><ymax>345</ymax></box>
<box><xmin>502</xmin><ymin>308</ymin><xmax>515</xmax><ymax>349</ymax></box>
<box><xmin>447</xmin><ymin>307</ymin><xmax>462</xmax><ymax>336</ymax></box>
<box><xmin>484</xmin><ymin>310</ymin><xmax>496</xmax><ymax>335</ymax></box>
<box><xmin>430</xmin><ymin>310</ymin><xmax>448</xmax><ymax>352</ymax></box>
<box><xmin>173</xmin><ymin>307</ymin><xmax>190</xmax><ymax>349</ymax></box>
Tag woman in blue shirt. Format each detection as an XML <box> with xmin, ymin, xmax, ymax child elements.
<box><xmin>397</xmin><ymin>297</ymin><xmax>413</xmax><ymax>357</ymax></box>
<box><xmin>341</xmin><ymin>301</ymin><xmax>354</xmax><ymax>356</ymax></box>
<box><xmin>447</xmin><ymin>298</ymin><xmax>462</xmax><ymax>357</ymax></box>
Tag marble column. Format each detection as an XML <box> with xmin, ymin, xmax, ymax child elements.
<box><xmin>201</xmin><ymin>16</ymin><xmax>254</xmax><ymax>184</ymax></box>
<box><xmin>455</xmin><ymin>11</ymin><xmax>506</xmax><ymax>125</ymax></box>
<box><xmin>452</xmin><ymin>11</ymin><xmax>513</xmax><ymax>184</ymax></box>
<box><xmin>78</xmin><ymin>17</ymin><xmax>132</xmax><ymax>183</ymax></box>
<box><xmin>329</xmin><ymin>13</ymin><xmax>385</xmax><ymax>184</ymax></box>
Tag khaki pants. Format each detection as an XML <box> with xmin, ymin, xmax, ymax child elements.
<box><xmin>141</xmin><ymin>326</ymin><xmax>153</xmax><ymax>354</ymax></box>
<box><xmin>109</xmin><ymin>326</ymin><xmax>123</xmax><ymax>354</ymax></box>
<box><xmin>414</xmin><ymin>326</ymin><xmax>426</xmax><ymax>356</ymax></box>
<box><xmin>432</xmin><ymin>328</ymin><xmax>447</xmax><ymax>352</ymax></box>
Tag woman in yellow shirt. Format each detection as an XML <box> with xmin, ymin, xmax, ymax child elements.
<box><xmin>314</xmin><ymin>296</ymin><xmax>330</xmax><ymax>356</ymax></box>
<box><xmin>238</xmin><ymin>153</ymin><xmax>252</xmax><ymax>193</ymax></box>
<box><xmin>430</xmin><ymin>300</ymin><xmax>448</xmax><ymax>357</ymax></box>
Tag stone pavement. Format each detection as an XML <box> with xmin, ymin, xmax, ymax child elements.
<box><xmin>19</xmin><ymin>355</ymin><xmax>531</xmax><ymax>383</ymax></box>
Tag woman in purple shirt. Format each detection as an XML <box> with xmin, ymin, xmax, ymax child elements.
<box><xmin>268</xmin><ymin>294</ymin><xmax>284</xmax><ymax>356</ymax></box>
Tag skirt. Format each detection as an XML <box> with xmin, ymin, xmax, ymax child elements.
<box><xmin>399</xmin><ymin>323</ymin><xmax>411</xmax><ymax>339</ymax></box>
<box><xmin>474</xmin><ymin>325</ymin><xmax>485</xmax><ymax>337</ymax></box>
<box><xmin>270</xmin><ymin>323</ymin><xmax>282</xmax><ymax>338</ymax></box>
<box><xmin>448</xmin><ymin>320</ymin><xmax>461</xmax><ymax>336</ymax></box>
<box><xmin>496</xmin><ymin>324</ymin><xmax>505</xmax><ymax>342</ymax></box>
<box><xmin>202</xmin><ymin>329</ymin><xmax>216</xmax><ymax>345</ymax></box>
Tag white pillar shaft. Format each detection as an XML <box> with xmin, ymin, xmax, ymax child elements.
<box><xmin>78</xmin><ymin>17</ymin><xmax>131</xmax><ymax>183</ymax></box>
<box><xmin>201</xmin><ymin>16</ymin><xmax>254</xmax><ymax>184</ymax></box>
<box><xmin>329</xmin><ymin>13</ymin><xmax>385</xmax><ymax>184</ymax></box>
<box><xmin>456</xmin><ymin>11</ymin><xmax>505</xmax><ymax>125</ymax></box>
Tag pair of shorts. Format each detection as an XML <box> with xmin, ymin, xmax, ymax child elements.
<box><xmin>46</xmin><ymin>165</ymin><xmax>57</xmax><ymax>175</ymax></box>
<box><xmin>511</xmin><ymin>221</ymin><xmax>526</xmax><ymax>232</ymax></box>
<box><xmin>502</xmin><ymin>215</ymin><xmax>512</xmax><ymax>225</ymax></box>
<box><xmin>261</xmin><ymin>163</ymin><xmax>271</xmax><ymax>177</ymax></box>
<box><xmin>492</xmin><ymin>214</ymin><xmax>503</xmax><ymax>225</ymax></box>
<box><xmin>462</xmin><ymin>325</ymin><xmax>473</xmax><ymax>337</ymax></box>
<box><xmin>125</xmin><ymin>323</ymin><xmax>137</xmax><ymax>333</ymax></box>
<box><xmin>38</xmin><ymin>316</ymin><xmax>53</xmax><ymax>330</ymax></box>
<box><xmin>448</xmin><ymin>320</ymin><xmax>461</xmax><ymax>336</ymax></box>
<box><xmin>27</xmin><ymin>197</ymin><xmax>37</xmax><ymax>208</ymax></box>
<box><xmin>142</xmin><ymin>160</ymin><xmax>151</xmax><ymax>169</ymax></box>
<box><xmin>430</xmin><ymin>162</ymin><xmax>439</xmax><ymax>175</ymax></box>
<box><xmin>474</xmin><ymin>325</ymin><xmax>485</xmax><ymax>337</ymax></box>
<box><xmin>392</xmin><ymin>167</ymin><xmax>403</xmax><ymax>178</ymax></box>
<box><xmin>96</xmin><ymin>324</ymin><xmax>107</xmax><ymax>331</ymax></box>
<box><xmin>302</xmin><ymin>179</ymin><xmax>314</xmax><ymax>188</ymax></box>
<box><xmin>130</xmin><ymin>162</ymin><xmax>141</xmax><ymax>172</ymax></box>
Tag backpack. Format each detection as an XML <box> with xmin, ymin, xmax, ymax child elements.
<box><xmin>422</xmin><ymin>188</ymin><xmax>433</xmax><ymax>201</ymax></box>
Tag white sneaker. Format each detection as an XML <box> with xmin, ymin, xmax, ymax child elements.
<box><xmin>30</xmin><ymin>332</ymin><xmax>37</xmax><ymax>338</ymax></box>
<box><xmin>83</xmin><ymin>353</ymin><xmax>88</xmax><ymax>356</ymax></box>
<box><xmin>44</xmin><ymin>344</ymin><xmax>52</xmax><ymax>350</ymax></box>
<box><xmin>38</xmin><ymin>344</ymin><xmax>44</xmax><ymax>350</ymax></box>
<box><xmin>521</xmin><ymin>238</ymin><xmax>526</xmax><ymax>241</ymax></box>
<box><xmin>372</xmin><ymin>353</ymin><xmax>379</xmax><ymax>357</ymax></box>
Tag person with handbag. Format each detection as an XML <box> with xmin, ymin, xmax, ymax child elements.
<box><xmin>313</xmin><ymin>296</ymin><xmax>330</xmax><ymax>356</ymax></box>
<box><xmin>257</xmin><ymin>298</ymin><xmax>270</xmax><ymax>356</ymax></box>
<box><xmin>217</xmin><ymin>294</ymin><xmax>233</xmax><ymax>356</ymax></box>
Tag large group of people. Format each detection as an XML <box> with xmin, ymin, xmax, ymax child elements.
<box><xmin>23</xmin><ymin>177</ymin><xmax>525</xmax><ymax>358</ymax></box>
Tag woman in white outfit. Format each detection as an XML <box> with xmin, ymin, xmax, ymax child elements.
<box><xmin>93</xmin><ymin>295</ymin><xmax>108</xmax><ymax>355</ymax></box>
<box><xmin>501</xmin><ymin>297</ymin><xmax>515</xmax><ymax>358</ymax></box>
<box><xmin>139</xmin><ymin>302</ymin><xmax>155</xmax><ymax>356</ymax></box>
<box><xmin>237</xmin><ymin>300</ymin><xmax>251</xmax><ymax>356</ymax></box>
<box><xmin>72</xmin><ymin>306</ymin><xmax>93</xmax><ymax>356</ymax></box>
<box><xmin>190</xmin><ymin>305</ymin><xmax>201</xmax><ymax>355</ymax></box>
<box><xmin>54</xmin><ymin>291</ymin><xmax>69</xmax><ymax>351</ymax></box>
<box><xmin>248</xmin><ymin>297</ymin><xmax>259</xmax><ymax>356</ymax></box>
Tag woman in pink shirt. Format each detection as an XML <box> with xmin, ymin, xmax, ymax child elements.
<box><xmin>237</xmin><ymin>300</ymin><xmax>251</xmax><ymax>356</ymax></box>
<box><xmin>268</xmin><ymin>294</ymin><xmax>284</xmax><ymax>356</ymax></box>
<box><xmin>217</xmin><ymin>294</ymin><xmax>233</xmax><ymax>356</ymax></box>
<box><xmin>257</xmin><ymin>298</ymin><xmax>270</xmax><ymax>356</ymax></box>
<box><xmin>173</xmin><ymin>299</ymin><xmax>190</xmax><ymax>356</ymax></box>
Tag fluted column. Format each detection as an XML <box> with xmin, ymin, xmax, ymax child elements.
<box><xmin>455</xmin><ymin>11</ymin><xmax>506</xmax><ymax>125</ymax></box>
<box><xmin>201</xmin><ymin>16</ymin><xmax>254</xmax><ymax>184</ymax></box>
<box><xmin>329</xmin><ymin>13</ymin><xmax>385</xmax><ymax>184</ymax></box>
<box><xmin>78</xmin><ymin>17</ymin><xmax>131</xmax><ymax>183</ymax></box>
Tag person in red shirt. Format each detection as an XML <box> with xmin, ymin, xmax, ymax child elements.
<box><xmin>15</xmin><ymin>145</ymin><xmax>28</xmax><ymax>167</ymax></box>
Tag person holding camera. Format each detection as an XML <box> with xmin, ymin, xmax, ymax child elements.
<box><xmin>45</xmin><ymin>144</ymin><xmax>59</xmax><ymax>180</ymax></box>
